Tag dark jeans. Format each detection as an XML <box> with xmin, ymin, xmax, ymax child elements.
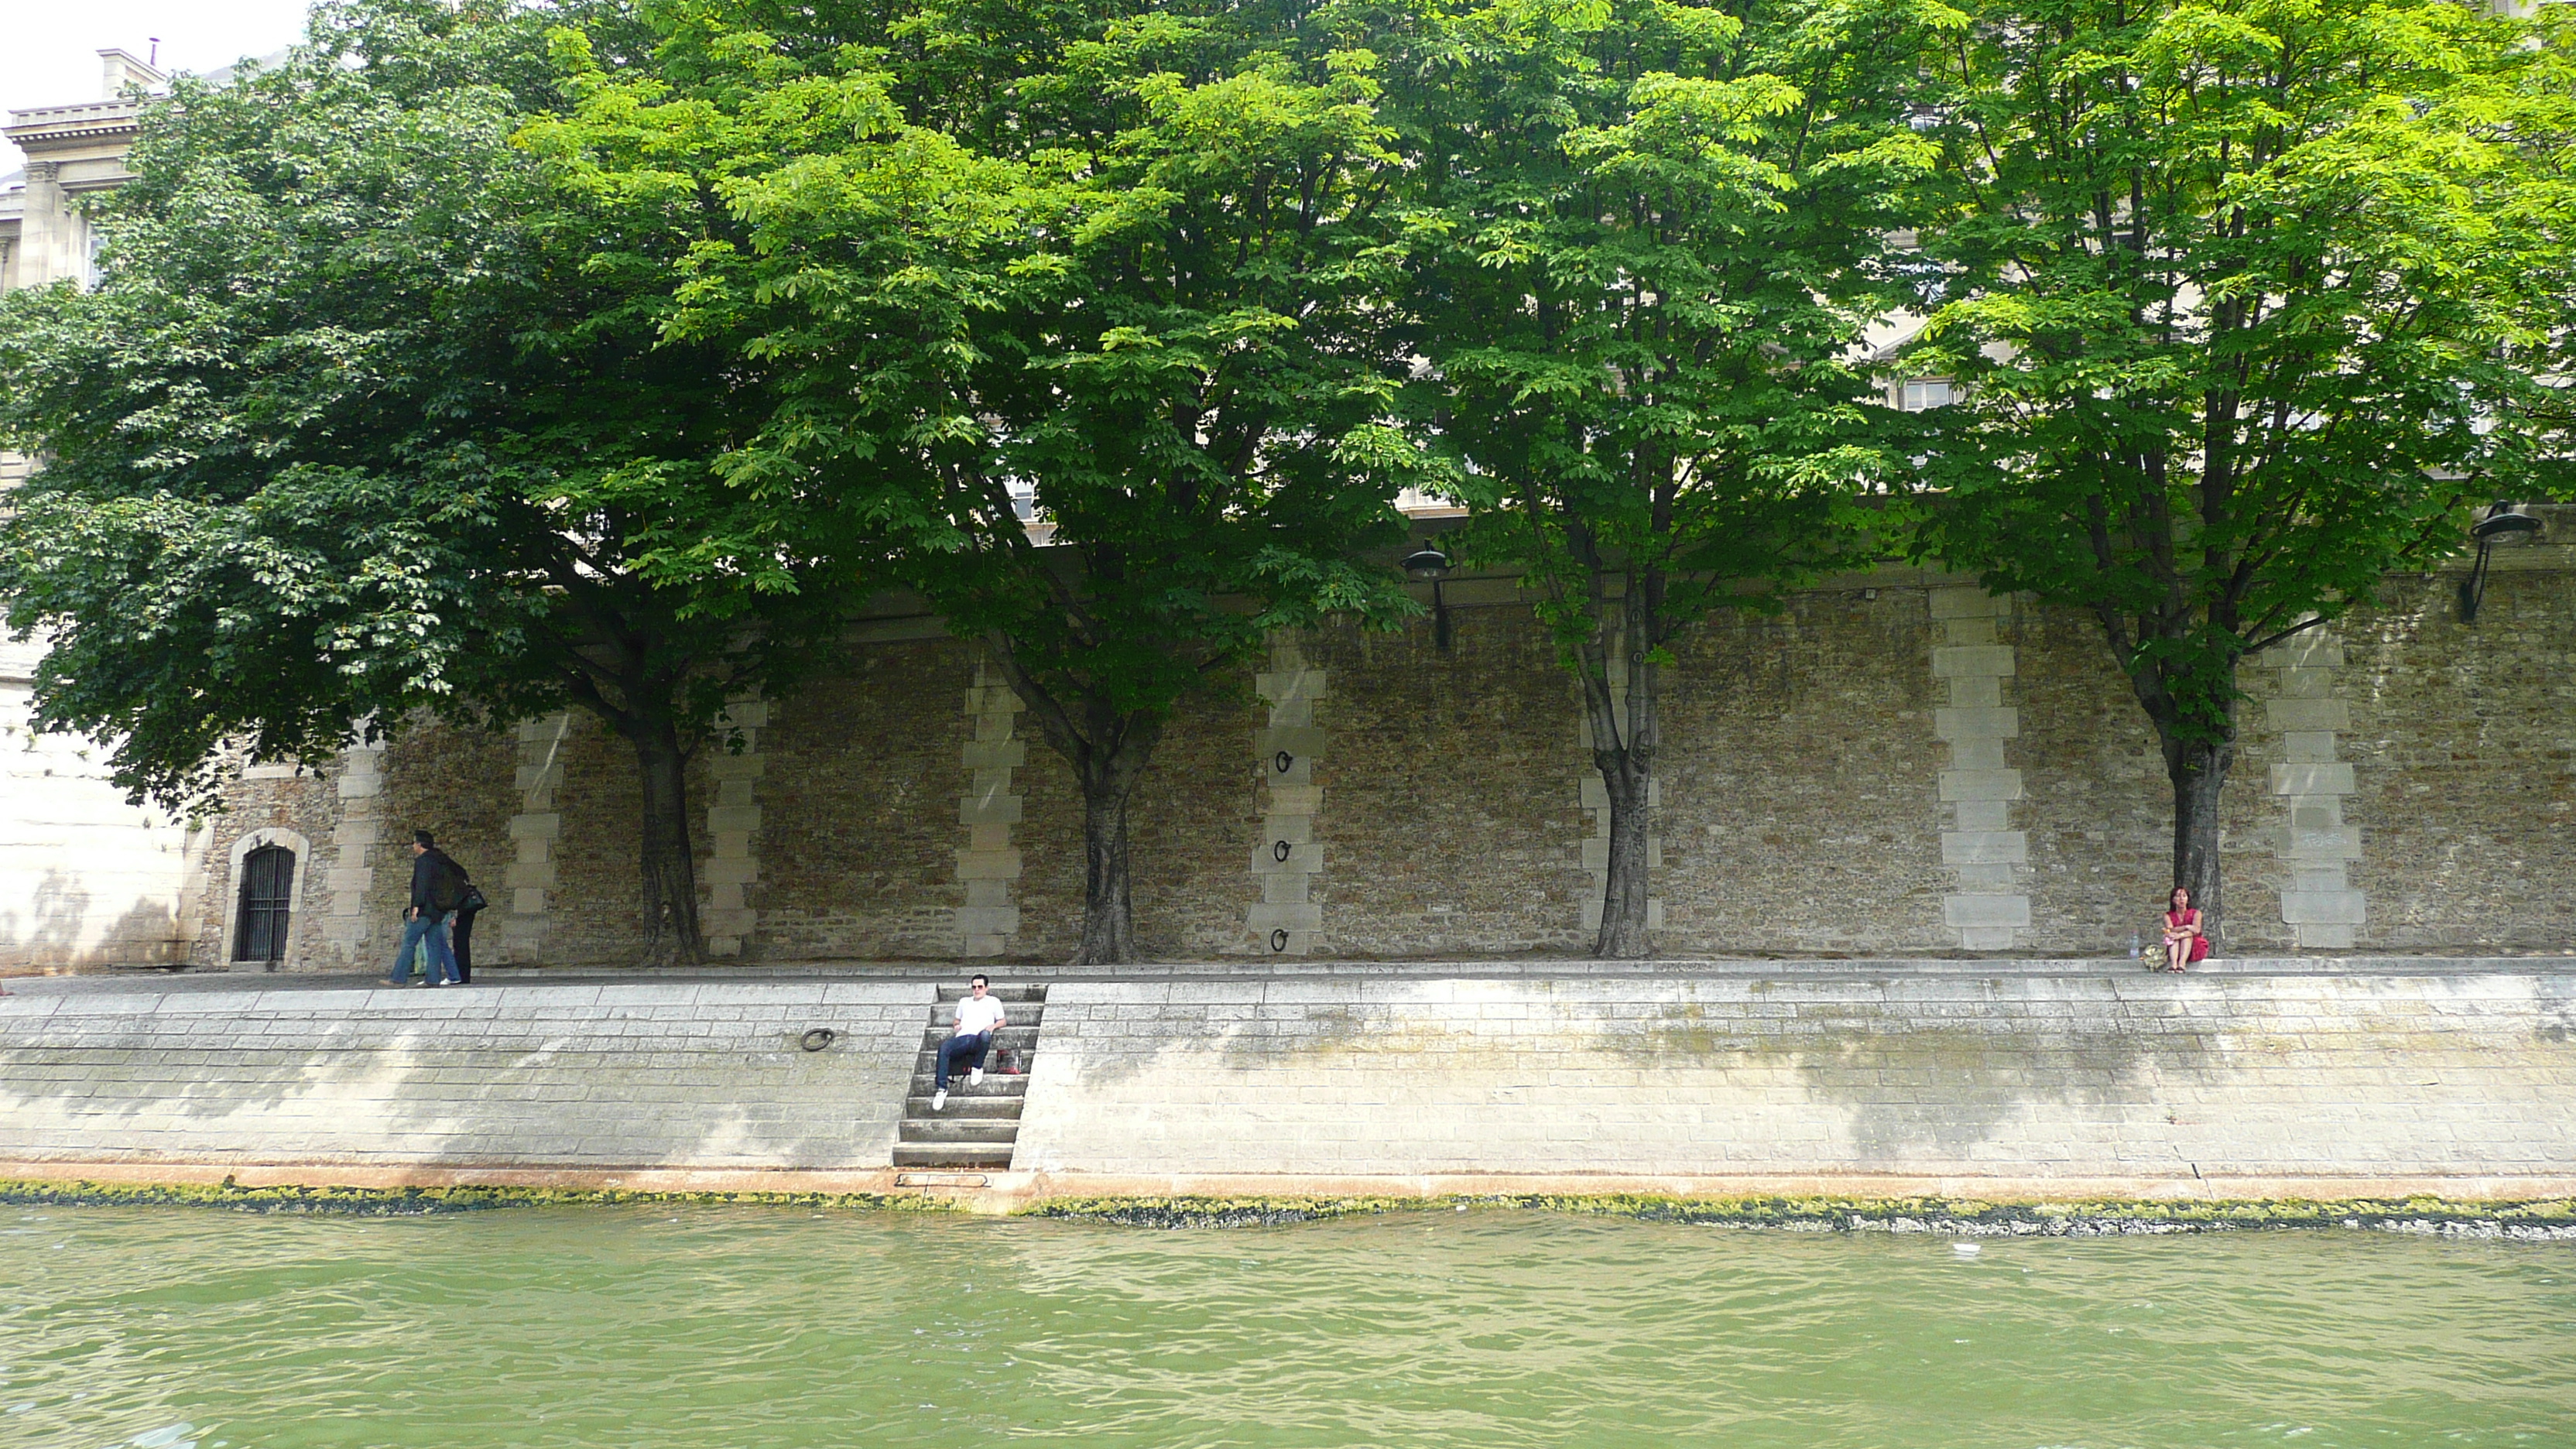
<box><xmin>451</xmin><ymin>907</ymin><xmax>478</xmax><ymax>983</ymax></box>
<box><xmin>387</xmin><ymin>909</ymin><xmax>459</xmax><ymax>985</ymax></box>
<box><xmin>935</xmin><ymin>1032</ymin><xmax>993</xmax><ymax>1090</ymax></box>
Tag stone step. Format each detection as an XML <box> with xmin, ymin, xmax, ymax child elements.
<box><xmin>912</xmin><ymin>1016</ymin><xmax>1040</xmax><ymax>1036</ymax></box>
<box><xmin>892</xmin><ymin>1142</ymin><xmax>1016</xmax><ymax>1170</ymax></box>
<box><xmin>933</xmin><ymin>985</ymin><xmax>1048</xmax><ymax>1003</ymax></box>
<box><xmin>899</xmin><ymin>1117</ymin><xmax>1021</xmax><ymax>1145</ymax></box>
<box><xmin>906</xmin><ymin>1072</ymin><xmax>1029</xmax><ymax>1097</ymax></box>
<box><xmin>906</xmin><ymin>1088</ymin><xmax>1025</xmax><ymax>1108</ymax></box>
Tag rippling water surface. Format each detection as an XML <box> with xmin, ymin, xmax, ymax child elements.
<box><xmin>0</xmin><ymin>1205</ymin><xmax>2570</xmax><ymax>1447</ymax></box>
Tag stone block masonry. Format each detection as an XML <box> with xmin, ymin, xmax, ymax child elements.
<box><xmin>10</xmin><ymin>971</ymin><xmax>2573</xmax><ymax>1197</ymax></box>
<box><xmin>1247</xmin><ymin>637</ymin><xmax>1327</xmax><ymax>954</ymax></box>
<box><xmin>183</xmin><ymin>521</ymin><xmax>2576</xmax><ymax>964</ymax></box>
<box><xmin>2256</xmin><ymin>630</ymin><xmax>2364</xmax><ymax>950</ymax></box>
<box><xmin>701</xmin><ymin>698</ymin><xmax>767</xmax><ymax>957</ymax></box>
<box><xmin>1929</xmin><ymin>586</ymin><xmax>2031</xmax><ymax>951</ymax></box>
<box><xmin>957</xmin><ymin>663</ymin><xmax>1026</xmax><ymax>957</ymax></box>
<box><xmin>497</xmin><ymin>713</ymin><xmax>571</xmax><ymax>965</ymax></box>
<box><xmin>1012</xmin><ymin>974</ymin><xmax>2576</xmax><ymax>1187</ymax></box>
<box><xmin>0</xmin><ymin>981</ymin><xmax>930</xmax><ymax>1172</ymax></box>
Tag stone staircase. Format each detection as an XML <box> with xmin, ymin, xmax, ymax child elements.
<box><xmin>892</xmin><ymin>983</ymin><xmax>1045</xmax><ymax>1170</ymax></box>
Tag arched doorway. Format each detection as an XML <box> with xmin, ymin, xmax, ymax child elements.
<box><xmin>233</xmin><ymin>844</ymin><xmax>295</xmax><ymax>964</ymax></box>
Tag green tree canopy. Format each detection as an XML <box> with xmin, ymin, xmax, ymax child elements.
<box><xmin>1904</xmin><ymin>0</ymin><xmax>2576</xmax><ymax>940</ymax></box>
<box><xmin>542</xmin><ymin>0</ymin><xmax>1425</xmax><ymax>962</ymax></box>
<box><xmin>1390</xmin><ymin>0</ymin><xmax>1940</xmax><ymax>954</ymax></box>
<box><xmin>0</xmin><ymin>0</ymin><xmax>849</xmax><ymax>962</ymax></box>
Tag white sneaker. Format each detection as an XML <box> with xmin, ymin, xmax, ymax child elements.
<box><xmin>968</xmin><ymin>1068</ymin><xmax>984</xmax><ymax>1087</ymax></box>
<box><xmin>931</xmin><ymin>1089</ymin><xmax>947</xmax><ymax>1112</ymax></box>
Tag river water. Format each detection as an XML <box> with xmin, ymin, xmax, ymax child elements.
<box><xmin>1</xmin><ymin>1205</ymin><xmax>2568</xmax><ymax>1447</ymax></box>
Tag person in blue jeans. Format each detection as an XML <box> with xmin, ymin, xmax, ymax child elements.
<box><xmin>930</xmin><ymin>975</ymin><xmax>1007</xmax><ymax>1111</ymax></box>
<box><xmin>386</xmin><ymin>830</ymin><xmax>466</xmax><ymax>987</ymax></box>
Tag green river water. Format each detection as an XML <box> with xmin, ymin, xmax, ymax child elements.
<box><xmin>1</xmin><ymin>1205</ymin><xmax>2570</xmax><ymax>1448</ymax></box>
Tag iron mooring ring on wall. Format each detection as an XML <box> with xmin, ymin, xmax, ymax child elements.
<box><xmin>1270</xmin><ymin>929</ymin><xmax>1290</xmax><ymax>952</ymax></box>
<box><xmin>1273</xmin><ymin>839</ymin><xmax>1293</xmax><ymax>862</ymax></box>
<box><xmin>1274</xmin><ymin>750</ymin><xmax>1294</xmax><ymax>774</ymax></box>
<box><xmin>799</xmin><ymin>1027</ymin><xmax>837</xmax><ymax>1053</ymax></box>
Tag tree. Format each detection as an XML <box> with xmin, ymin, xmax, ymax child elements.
<box><xmin>0</xmin><ymin>0</ymin><xmax>848</xmax><ymax>964</ymax></box>
<box><xmin>1903</xmin><ymin>0</ymin><xmax>2574</xmax><ymax>944</ymax></box>
<box><xmin>545</xmin><ymin>0</ymin><xmax>1424</xmax><ymax>963</ymax></box>
<box><xmin>1390</xmin><ymin>0</ymin><xmax>1937</xmax><ymax>955</ymax></box>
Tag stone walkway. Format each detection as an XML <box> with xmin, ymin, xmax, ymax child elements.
<box><xmin>5</xmin><ymin>951</ymin><xmax>2573</xmax><ymax>999</ymax></box>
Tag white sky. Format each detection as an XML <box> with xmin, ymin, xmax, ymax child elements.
<box><xmin>1</xmin><ymin>0</ymin><xmax>318</xmax><ymax>173</ymax></box>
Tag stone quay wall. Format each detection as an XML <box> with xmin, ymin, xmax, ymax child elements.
<box><xmin>180</xmin><ymin>527</ymin><xmax>2576</xmax><ymax>972</ymax></box>
<box><xmin>1013</xmin><ymin>974</ymin><xmax>2576</xmax><ymax>1186</ymax></box>
<box><xmin>4</xmin><ymin>971</ymin><xmax>2571</xmax><ymax>1197</ymax></box>
<box><xmin>0</xmin><ymin>981</ymin><xmax>925</xmax><ymax>1172</ymax></box>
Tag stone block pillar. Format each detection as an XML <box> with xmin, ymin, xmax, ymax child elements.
<box><xmin>2262</xmin><ymin>629</ymin><xmax>2365</xmax><ymax>950</ymax></box>
<box><xmin>956</xmin><ymin>662</ymin><xmax>1026</xmax><ymax>957</ymax></box>
<box><xmin>1929</xmin><ymin>586</ymin><xmax>2030</xmax><ymax>951</ymax></box>
<box><xmin>701</xmin><ymin>697</ymin><xmax>765</xmax><ymax>957</ymax></box>
<box><xmin>495</xmin><ymin>712</ymin><xmax>571</xmax><ymax>965</ymax></box>
<box><xmin>313</xmin><ymin>738</ymin><xmax>387</xmax><ymax>968</ymax></box>
<box><xmin>1248</xmin><ymin>638</ymin><xmax>1327</xmax><ymax>954</ymax></box>
<box><xmin>1575</xmin><ymin>643</ymin><xmax>1663</xmax><ymax>935</ymax></box>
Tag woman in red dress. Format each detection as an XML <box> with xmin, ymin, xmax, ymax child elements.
<box><xmin>2160</xmin><ymin>886</ymin><xmax>2210</xmax><ymax>972</ymax></box>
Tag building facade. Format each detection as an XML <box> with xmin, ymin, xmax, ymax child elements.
<box><xmin>0</xmin><ymin>50</ymin><xmax>210</xmax><ymax>971</ymax></box>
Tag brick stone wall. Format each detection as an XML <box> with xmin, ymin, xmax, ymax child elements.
<box><xmin>2344</xmin><ymin>570</ymin><xmax>2576</xmax><ymax>950</ymax></box>
<box><xmin>756</xmin><ymin>640</ymin><xmax>978</xmax><ymax>961</ymax></box>
<box><xmin>182</xmin><ymin>528</ymin><xmax>2576</xmax><ymax>968</ymax></box>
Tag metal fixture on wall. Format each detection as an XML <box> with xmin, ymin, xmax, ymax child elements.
<box><xmin>2459</xmin><ymin>503</ymin><xmax>2543</xmax><ymax>624</ymax></box>
<box><xmin>1402</xmin><ymin>544</ymin><xmax>1454</xmax><ymax>653</ymax></box>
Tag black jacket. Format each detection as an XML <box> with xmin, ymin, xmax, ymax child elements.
<box><xmin>410</xmin><ymin>848</ymin><xmax>470</xmax><ymax>913</ymax></box>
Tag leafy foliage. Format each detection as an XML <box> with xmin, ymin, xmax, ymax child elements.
<box><xmin>543</xmin><ymin>0</ymin><xmax>1428</xmax><ymax>957</ymax></box>
<box><xmin>1388</xmin><ymin>0</ymin><xmax>1944</xmax><ymax>951</ymax></box>
<box><xmin>1903</xmin><ymin>0</ymin><xmax>2576</xmax><ymax>920</ymax></box>
<box><xmin>0</xmin><ymin>0</ymin><xmax>849</xmax><ymax>957</ymax></box>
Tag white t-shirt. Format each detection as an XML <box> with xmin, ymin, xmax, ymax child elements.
<box><xmin>954</xmin><ymin>995</ymin><xmax>1007</xmax><ymax>1038</ymax></box>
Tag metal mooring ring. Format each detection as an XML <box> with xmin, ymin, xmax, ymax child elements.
<box><xmin>1273</xmin><ymin>750</ymin><xmax>1294</xmax><ymax>774</ymax></box>
<box><xmin>1273</xmin><ymin>839</ymin><xmax>1293</xmax><ymax>862</ymax></box>
<box><xmin>1270</xmin><ymin>929</ymin><xmax>1290</xmax><ymax>952</ymax></box>
<box><xmin>799</xmin><ymin>1028</ymin><xmax>838</xmax><ymax>1053</ymax></box>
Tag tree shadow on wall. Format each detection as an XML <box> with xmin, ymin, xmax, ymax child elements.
<box><xmin>0</xmin><ymin>872</ymin><xmax>183</xmax><ymax>969</ymax></box>
<box><xmin>0</xmin><ymin>992</ymin><xmax>931</xmax><ymax>1170</ymax></box>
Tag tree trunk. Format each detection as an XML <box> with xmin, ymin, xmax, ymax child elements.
<box><xmin>2163</xmin><ymin>731</ymin><xmax>2232</xmax><ymax>951</ymax></box>
<box><xmin>1076</xmin><ymin>762</ymin><xmax>1139</xmax><ymax>964</ymax></box>
<box><xmin>979</xmin><ymin>638</ymin><xmax>1166</xmax><ymax>965</ymax></box>
<box><xmin>1584</xmin><ymin>589</ymin><xmax>1659</xmax><ymax>960</ymax></box>
<box><xmin>1593</xmin><ymin>749</ymin><xmax>1653</xmax><ymax>958</ymax></box>
<box><xmin>628</xmin><ymin>718</ymin><xmax>706</xmax><ymax>967</ymax></box>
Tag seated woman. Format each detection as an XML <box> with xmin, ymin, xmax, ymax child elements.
<box><xmin>2160</xmin><ymin>886</ymin><xmax>2211</xmax><ymax>972</ymax></box>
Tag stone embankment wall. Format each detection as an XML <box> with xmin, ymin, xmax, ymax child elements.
<box><xmin>1012</xmin><ymin>975</ymin><xmax>2576</xmax><ymax>1184</ymax></box>
<box><xmin>0</xmin><ymin>982</ymin><xmax>924</xmax><ymax>1171</ymax></box>
<box><xmin>182</xmin><ymin>526</ymin><xmax>2576</xmax><ymax>971</ymax></box>
<box><xmin>4</xmin><ymin>973</ymin><xmax>2571</xmax><ymax>1194</ymax></box>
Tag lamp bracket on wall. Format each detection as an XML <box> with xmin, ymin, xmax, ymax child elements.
<box><xmin>1402</xmin><ymin>544</ymin><xmax>1455</xmax><ymax>654</ymax></box>
<box><xmin>2459</xmin><ymin>503</ymin><xmax>2543</xmax><ymax>625</ymax></box>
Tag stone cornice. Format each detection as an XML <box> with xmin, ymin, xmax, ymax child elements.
<box><xmin>5</xmin><ymin>101</ymin><xmax>143</xmax><ymax>151</ymax></box>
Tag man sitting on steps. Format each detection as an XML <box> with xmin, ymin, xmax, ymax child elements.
<box><xmin>932</xmin><ymin>975</ymin><xmax>1008</xmax><ymax>1112</ymax></box>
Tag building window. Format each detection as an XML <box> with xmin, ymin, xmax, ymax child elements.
<box><xmin>233</xmin><ymin>844</ymin><xmax>295</xmax><ymax>964</ymax></box>
<box><xmin>1899</xmin><ymin>379</ymin><xmax>1957</xmax><ymax>411</ymax></box>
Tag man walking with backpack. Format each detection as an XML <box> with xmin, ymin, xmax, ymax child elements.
<box><xmin>386</xmin><ymin>830</ymin><xmax>470</xmax><ymax>988</ymax></box>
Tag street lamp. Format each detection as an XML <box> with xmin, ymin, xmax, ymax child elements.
<box><xmin>1402</xmin><ymin>544</ymin><xmax>1454</xmax><ymax>654</ymax></box>
<box><xmin>2459</xmin><ymin>503</ymin><xmax>2543</xmax><ymax>625</ymax></box>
